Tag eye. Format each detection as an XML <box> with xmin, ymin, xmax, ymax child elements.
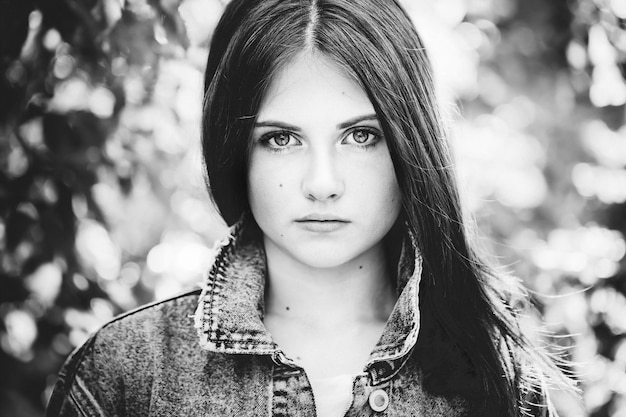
<box><xmin>260</xmin><ymin>131</ymin><xmax>301</xmax><ymax>149</ymax></box>
<box><xmin>270</xmin><ymin>132</ymin><xmax>292</xmax><ymax>146</ymax></box>
<box><xmin>342</xmin><ymin>127</ymin><xmax>382</xmax><ymax>146</ymax></box>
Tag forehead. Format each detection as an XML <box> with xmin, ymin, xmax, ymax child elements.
<box><xmin>257</xmin><ymin>52</ymin><xmax>375</xmax><ymax>122</ymax></box>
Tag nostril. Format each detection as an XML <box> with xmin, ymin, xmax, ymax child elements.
<box><xmin>302</xmin><ymin>155</ymin><xmax>344</xmax><ymax>201</ymax></box>
<box><xmin>306</xmin><ymin>190</ymin><xmax>341</xmax><ymax>201</ymax></box>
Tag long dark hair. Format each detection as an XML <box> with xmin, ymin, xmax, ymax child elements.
<box><xmin>201</xmin><ymin>0</ymin><xmax>576</xmax><ymax>415</ymax></box>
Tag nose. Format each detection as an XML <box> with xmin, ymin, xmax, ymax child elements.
<box><xmin>301</xmin><ymin>148</ymin><xmax>344</xmax><ymax>201</ymax></box>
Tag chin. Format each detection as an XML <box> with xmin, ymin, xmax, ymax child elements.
<box><xmin>291</xmin><ymin>247</ymin><xmax>363</xmax><ymax>269</ymax></box>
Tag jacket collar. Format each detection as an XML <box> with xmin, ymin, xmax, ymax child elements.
<box><xmin>193</xmin><ymin>219</ymin><xmax>422</xmax><ymax>384</ymax></box>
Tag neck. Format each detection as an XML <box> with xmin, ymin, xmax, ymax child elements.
<box><xmin>263</xmin><ymin>239</ymin><xmax>397</xmax><ymax>328</ymax></box>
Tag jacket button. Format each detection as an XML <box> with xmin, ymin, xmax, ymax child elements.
<box><xmin>368</xmin><ymin>389</ymin><xmax>389</xmax><ymax>412</ymax></box>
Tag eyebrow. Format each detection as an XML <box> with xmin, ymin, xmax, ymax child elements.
<box><xmin>254</xmin><ymin>114</ymin><xmax>379</xmax><ymax>131</ymax></box>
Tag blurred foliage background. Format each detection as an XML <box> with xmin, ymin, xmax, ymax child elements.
<box><xmin>0</xmin><ymin>0</ymin><xmax>625</xmax><ymax>415</ymax></box>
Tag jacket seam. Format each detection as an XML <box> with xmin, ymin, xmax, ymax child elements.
<box><xmin>68</xmin><ymin>389</ymin><xmax>88</xmax><ymax>417</ymax></box>
<box><xmin>195</xmin><ymin>228</ymin><xmax>239</xmax><ymax>344</ymax></box>
<box><xmin>69</xmin><ymin>391</ymin><xmax>89</xmax><ymax>417</ymax></box>
<box><xmin>103</xmin><ymin>289</ymin><xmax>201</xmax><ymax>329</ymax></box>
<box><xmin>71</xmin><ymin>376</ymin><xmax>106</xmax><ymax>417</ymax></box>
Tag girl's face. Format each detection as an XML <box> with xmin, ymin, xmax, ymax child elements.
<box><xmin>247</xmin><ymin>53</ymin><xmax>402</xmax><ymax>269</ymax></box>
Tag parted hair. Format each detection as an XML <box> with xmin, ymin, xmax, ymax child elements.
<box><xmin>201</xmin><ymin>0</ymin><xmax>575</xmax><ymax>415</ymax></box>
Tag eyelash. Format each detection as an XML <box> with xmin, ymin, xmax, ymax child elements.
<box><xmin>342</xmin><ymin>127</ymin><xmax>382</xmax><ymax>149</ymax></box>
<box><xmin>257</xmin><ymin>131</ymin><xmax>301</xmax><ymax>153</ymax></box>
<box><xmin>256</xmin><ymin>127</ymin><xmax>383</xmax><ymax>153</ymax></box>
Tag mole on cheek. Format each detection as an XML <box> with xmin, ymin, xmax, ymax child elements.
<box><xmin>279</xmin><ymin>184</ymin><xmax>283</xmax><ymax>188</ymax></box>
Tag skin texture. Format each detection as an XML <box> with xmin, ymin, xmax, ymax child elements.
<box><xmin>248</xmin><ymin>51</ymin><xmax>402</xmax><ymax>273</ymax></box>
<box><xmin>247</xmin><ymin>52</ymin><xmax>403</xmax><ymax>380</ymax></box>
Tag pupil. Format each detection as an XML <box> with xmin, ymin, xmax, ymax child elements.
<box><xmin>276</xmin><ymin>134</ymin><xmax>289</xmax><ymax>146</ymax></box>
<box><xmin>354</xmin><ymin>130</ymin><xmax>368</xmax><ymax>143</ymax></box>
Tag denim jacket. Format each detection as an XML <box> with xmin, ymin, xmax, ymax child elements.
<box><xmin>46</xmin><ymin>221</ymin><xmax>468</xmax><ymax>416</ymax></box>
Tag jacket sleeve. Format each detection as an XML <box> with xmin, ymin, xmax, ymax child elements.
<box><xmin>45</xmin><ymin>332</ymin><xmax>126</xmax><ymax>417</ymax></box>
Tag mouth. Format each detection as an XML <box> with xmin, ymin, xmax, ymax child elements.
<box><xmin>294</xmin><ymin>215</ymin><xmax>350</xmax><ymax>232</ymax></box>
<box><xmin>295</xmin><ymin>214</ymin><xmax>349</xmax><ymax>223</ymax></box>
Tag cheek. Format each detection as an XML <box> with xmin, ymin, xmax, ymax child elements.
<box><xmin>381</xmin><ymin>174</ymin><xmax>402</xmax><ymax>217</ymax></box>
<box><xmin>355</xmin><ymin>157</ymin><xmax>401</xmax><ymax>209</ymax></box>
<box><xmin>247</xmin><ymin>157</ymin><xmax>290</xmax><ymax>218</ymax></box>
<box><xmin>382</xmin><ymin>151</ymin><xmax>402</xmax><ymax>208</ymax></box>
<box><xmin>247</xmin><ymin>168</ymin><xmax>269</xmax><ymax>216</ymax></box>
<box><xmin>388</xmin><ymin>182</ymin><xmax>402</xmax><ymax>219</ymax></box>
<box><xmin>371</xmin><ymin>168</ymin><xmax>402</xmax><ymax>230</ymax></box>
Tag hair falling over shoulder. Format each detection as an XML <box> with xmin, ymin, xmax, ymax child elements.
<box><xmin>200</xmin><ymin>0</ymin><xmax>580</xmax><ymax>415</ymax></box>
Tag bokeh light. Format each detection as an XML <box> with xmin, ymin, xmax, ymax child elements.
<box><xmin>1</xmin><ymin>0</ymin><xmax>625</xmax><ymax>415</ymax></box>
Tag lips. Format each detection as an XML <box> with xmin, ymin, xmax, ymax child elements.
<box><xmin>295</xmin><ymin>214</ymin><xmax>350</xmax><ymax>232</ymax></box>
<box><xmin>295</xmin><ymin>214</ymin><xmax>349</xmax><ymax>222</ymax></box>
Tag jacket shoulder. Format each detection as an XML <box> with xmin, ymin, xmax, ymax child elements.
<box><xmin>46</xmin><ymin>289</ymin><xmax>202</xmax><ymax>416</ymax></box>
<box><xmin>102</xmin><ymin>288</ymin><xmax>201</xmax><ymax>330</ymax></box>
<box><xmin>68</xmin><ymin>288</ymin><xmax>202</xmax><ymax>373</ymax></box>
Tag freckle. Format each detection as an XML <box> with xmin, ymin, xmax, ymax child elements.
<box><xmin>359</xmin><ymin>265</ymin><xmax>363</xmax><ymax>269</ymax></box>
<box><xmin>286</xmin><ymin>306</ymin><xmax>290</xmax><ymax>311</ymax></box>
<box><xmin>296</xmin><ymin>356</ymin><xmax>302</xmax><ymax>360</ymax></box>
